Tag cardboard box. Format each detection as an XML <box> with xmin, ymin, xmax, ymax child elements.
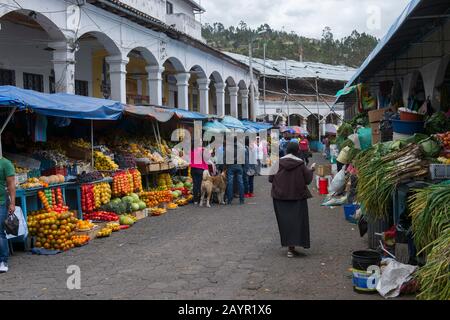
<box><xmin>316</xmin><ymin>164</ymin><xmax>332</xmax><ymax>177</ymax></box>
<box><xmin>372</xmin><ymin>133</ymin><xmax>381</xmax><ymax>145</ymax></box>
<box><xmin>368</xmin><ymin>107</ymin><xmax>392</xmax><ymax>123</ymax></box>
<box><xmin>132</xmin><ymin>210</ymin><xmax>148</xmax><ymax>221</ymax></box>
<box><xmin>371</xmin><ymin>122</ymin><xmax>381</xmax><ymax>135</ymax></box>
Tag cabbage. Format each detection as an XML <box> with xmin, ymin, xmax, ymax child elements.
<box><xmin>420</xmin><ymin>140</ymin><xmax>441</xmax><ymax>157</ymax></box>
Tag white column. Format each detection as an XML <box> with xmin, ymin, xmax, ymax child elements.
<box><xmin>252</xmin><ymin>89</ymin><xmax>260</xmax><ymax>121</ymax></box>
<box><xmin>105</xmin><ymin>55</ymin><xmax>129</xmax><ymax>103</ymax></box>
<box><xmin>175</xmin><ymin>72</ymin><xmax>191</xmax><ymax>110</ymax></box>
<box><xmin>215</xmin><ymin>82</ymin><xmax>225</xmax><ymax>116</ymax></box>
<box><xmin>228</xmin><ymin>86</ymin><xmax>239</xmax><ymax>117</ymax></box>
<box><xmin>146</xmin><ymin>65</ymin><xmax>164</xmax><ymax>106</ymax></box>
<box><xmin>240</xmin><ymin>89</ymin><xmax>249</xmax><ymax>119</ymax></box>
<box><xmin>197</xmin><ymin>78</ymin><xmax>210</xmax><ymax>115</ymax></box>
<box><xmin>49</xmin><ymin>41</ymin><xmax>75</xmax><ymax>94</ymax></box>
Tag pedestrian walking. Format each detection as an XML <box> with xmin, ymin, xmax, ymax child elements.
<box><xmin>0</xmin><ymin>156</ymin><xmax>16</xmax><ymax>273</ymax></box>
<box><xmin>244</xmin><ymin>137</ymin><xmax>257</xmax><ymax>198</ymax></box>
<box><xmin>255</xmin><ymin>136</ymin><xmax>268</xmax><ymax>175</ymax></box>
<box><xmin>269</xmin><ymin>141</ymin><xmax>316</xmax><ymax>258</ymax></box>
<box><xmin>190</xmin><ymin>143</ymin><xmax>210</xmax><ymax>205</ymax></box>
<box><xmin>225</xmin><ymin>139</ymin><xmax>245</xmax><ymax>205</ymax></box>
<box><xmin>298</xmin><ymin>135</ymin><xmax>310</xmax><ymax>165</ymax></box>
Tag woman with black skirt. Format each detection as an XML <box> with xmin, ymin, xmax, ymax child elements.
<box><xmin>269</xmin><ymin>141</ymin><xmax>315</xmax><ymax>258</ymax></box>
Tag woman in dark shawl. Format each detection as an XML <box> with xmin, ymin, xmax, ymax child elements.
<box><xmin>269</xmin><ymin>141</ymin><xmax>316</xmax><ymax>258</ymax></box>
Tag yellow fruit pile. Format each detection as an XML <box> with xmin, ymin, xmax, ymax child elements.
<box><xmin>106</xmin><ymin>222</ymin><xmax>120</xmax><ymax>232</ymax></box>
<box><xmin>157</xmin><ymin>173</ymin><xmax>173</xmax><ymax>189</ymax></box>
<box><xmin>93</xmin><ymin>183</ymin><xmax>112</xmax><ymax>208</ymax></box>
<box><xmin>27</xmin><ymin>211</ymin><xmax>78</xmax><ymax>251</ymax></box>
<box><xmin>76</xmin><ymin>220</ymin><xmax>95</xmax><ymax>231</ymax></box>
<box><xmin>72</xmin><ymin>138</ymin><xmax>91</xmax><ymax>149</ymax></box>
<box><xmin>94</xmin><ymin>151</ymin><xmax>119</xmax><ymax>171</ymax></box>
<box><xmin>150</xmin><ymin>207</ymin><xmax>167</xmax><ymax>216</ymax></box>
<box><xmin>437</xmin><ymin>157</ymin><xmax>450</xmax><ymax>165</ymax></box>
<box><xmin>167</xmin><ymin>203</ymin><xmax>178</xmax><ymax>210</ymax></box>
<box><xmin>97</xmin><ymin>227</ymin><xmax>112</xmax><ymax>238</ymax></box>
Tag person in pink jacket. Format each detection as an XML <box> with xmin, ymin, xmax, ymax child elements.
<box><xmin>190</xmin><ymin>145</ymin><xmax>210</xmax><ymax>205</ymax></box>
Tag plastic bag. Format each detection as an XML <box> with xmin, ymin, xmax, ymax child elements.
<box><xmin>357</xmin><ymin>127</ymin><xmax>373</xmax><ymax>150</ymax></box>
<box><xmin>376</xmin><ymin>259</ymin><xmax>418</xmax><ymax>299</ymax></box>
<box><xmin>5</xmin><ymin>207</ymin><xmax>28</xmax><ymax>239</ymax></box>
<box><xmin>328</xmin><ymin>168</ymin><xmax>346</xmax><ymax>194</ymax></box>
<box><xmin>4</xmin><ymin>213</ymin><xmax>19</xmax><ymax>236</ymax></box>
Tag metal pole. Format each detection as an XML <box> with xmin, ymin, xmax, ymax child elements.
<box><xmin>263</xmin><ymin>42</ymin><xmax>267</xmax><ymax>117</ymax></box>
<box><xmin>285</xmin><ymin>58</ymin><xmax>290</xmax><ymax>126</ymax></box>
<box><xmin>91</xmin><ymin>120</ymin><xmax>94</xmax><ymax>169</ymax></box>
<box><xmin>315</xmin><ymin>76</ymin><xmax>320</xmax><ymax>140</ymax></box>
<box><xmin>249</xmin><ymin>42</ymin><xmax>255</xmax><ymax>121</ymax></box>
<box><xmin>0</xmin><ymin>107</ymin><xmax>17</xmax><ymax>158</ymax></box>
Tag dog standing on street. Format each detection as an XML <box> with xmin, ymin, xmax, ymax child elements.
<box><xmin>200</xmin><ymin>170</ymin><xmax>227</xmax><ymax>207</ymax></box>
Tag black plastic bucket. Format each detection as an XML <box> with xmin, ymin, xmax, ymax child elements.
<box><xmin>351</xmin><ymin>250</ymin><xmax>381</xmax><ymax>293</ymax></box>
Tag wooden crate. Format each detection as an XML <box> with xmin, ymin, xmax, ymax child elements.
<box><xmin>65</xmin><ymin>144</ymin><xmax>91</xmax><ymax>161</ymax></box>
<box><xmin>316</xmin><ymin>164</ymin><xmax>332</xmax><ymax>177</ymax></box>
<box><xmin>368</xmin><ymin>107</ymin><xmax>393</xmax><ymax>123</ymax></box>
<box><xmin>160</xmin><ymin>162</ymin><xmax>169</xmax><ymax>171</ymax></box>
<box><xmin>131</xmin><ymin>210</ymin><xmax>148</xmax><ymax>220</ymax></box>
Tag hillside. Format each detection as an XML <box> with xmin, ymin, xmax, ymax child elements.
<box><xmin>202</xmin><ymin>22</ymin><xmax>378</xmax><ymax>68</ymax></box>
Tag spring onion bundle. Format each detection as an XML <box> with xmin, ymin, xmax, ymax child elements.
<box><xmin>355</xmin><ymin>143</ymin><xmax>429</xmax><ymax>219</ymax></box>
<box><xmin>409</xmin><ymin>182</ymin><xmax>450</xmax><ymax>252</ymax></box>
<box><xmin>416</xmin><ymin>228</ymin><xmax>450</xmax><ymax>300</ymax></box>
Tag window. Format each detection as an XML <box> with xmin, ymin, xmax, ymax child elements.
<box><xmin>166</xmin><ymin>1</ymin><xmax>173</xmax><ymax>14</ymax></box>
<box><xmin>23</xmin><ymin>73</ymin><xmax>44</xmax><ymax>92</ymax></box>
<box><xmin>75</xmin><ymin>80</ymin><xmax>89</xmax><ymax>96</ymax></box>
<box><xmin>0</xmin><ymin>69</ymin><xmax>15</xmax><ymax>86</ymax></box>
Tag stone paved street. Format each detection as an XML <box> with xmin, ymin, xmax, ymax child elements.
<box><xmin>0</xmin><ymin>155</ymin><xmax>379</xmax><ymax>300</ymax></box>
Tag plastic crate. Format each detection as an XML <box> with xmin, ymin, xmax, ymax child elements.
<box><xmin>430</xmin><ymin>164</ymin><xmax>450</xmax><ymax>180</ymax></box>
<box><xmin>42</xmin><ymin>167</ymin><xmax>67</xmax><ymax>177</ymax></box>
<box><xmin>27</xmin><ymin>169</ymin><xmax>41</xmax><ymax>179</ymax></box>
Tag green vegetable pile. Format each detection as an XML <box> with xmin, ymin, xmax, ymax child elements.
<box><xmin>355</xmin><ymin>143</ymin><xmax>429</xmax><ymax>219</ymax></box>
<box><xmin>425</xmin><ymin>112</ymin><xmax>450</xmax><ymax>135</ymax></box>
<box><xmin>409</xmin><ymin>181</ymin><xmax>450</xmax><ymax>300</ymax></box>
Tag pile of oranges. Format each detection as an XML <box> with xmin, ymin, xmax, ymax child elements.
<box><xmin>140</xmin><ymin>190</ymin><xmax>173</xmax><ymax>208</ymax></box>
<box><xmin>71</xmin><ymin>235</ymin><xmax>90</xmax><ymax>247</ymax></box>
<box><xmin>27</xmin><ymin>210</ymin><xmax>78</xmax><ymax>251</ymax></box>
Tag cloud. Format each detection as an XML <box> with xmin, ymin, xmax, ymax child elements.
<box><xmin>200</xmin><ymin>0</ymin><xmax>411</xmax><ymax>39</ymax></box>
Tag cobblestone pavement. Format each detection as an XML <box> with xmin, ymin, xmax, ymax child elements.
<box><xmin>0</xmin><ymin>155</ymin><xmax>380</xmax><ymax>300</ymax></box>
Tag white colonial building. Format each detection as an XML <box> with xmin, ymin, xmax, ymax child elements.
<box><xmin>0</xmin><ymin>0</ymin><xmax>259</xmax><ymax>119</ymax></box>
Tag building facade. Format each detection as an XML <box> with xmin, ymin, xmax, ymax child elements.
<box><xmin>0</xmin><ymin>0</ymin><xmax>259</xmax><ymax>119</ymax></box>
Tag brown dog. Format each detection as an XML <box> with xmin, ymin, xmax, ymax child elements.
<box><xmin>200</xmin><ymin>170</ymin><xmax>227</xmax><ymax>207</ymax></box>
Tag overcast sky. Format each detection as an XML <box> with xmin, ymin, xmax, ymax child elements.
<box><xmin>199</xmin><ymin>0</ymin><xmax>411</xmax><ymax>39</ymax></box>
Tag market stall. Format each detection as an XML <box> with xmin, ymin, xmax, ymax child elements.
<box><xmin>317</xmin><ymin>102</ymin><xmax>450</xmax><ymax>299</ymax></box>
<box><xmin>0</xmin><ymin>87</ymin><xmax>196</xmax><ymax>253</ymax></box>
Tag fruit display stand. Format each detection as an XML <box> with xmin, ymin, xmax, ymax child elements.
<box><xmin>15</xmin><ymin>182</ymin><xmax>74</xmax><ymax>222</ymax></box>
<box><xmin>64</xmin><ymin>177</ymin><xmax>113</xmax><ymax>219</ymax></box>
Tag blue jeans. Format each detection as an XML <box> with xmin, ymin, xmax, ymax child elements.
<box><xmin>226</xmin><ymin>165</ymin><xmax>244</xmax><ymax>204</ymax></box>
<box><xmin>0</xmin><ymin>205</ymin><xmax>8</xmax><ymax>264</ymax></box>
<box><xmin>244</xmin><ymin>173</ymin><xmax>254</xmax><ymax>194</ymax></box>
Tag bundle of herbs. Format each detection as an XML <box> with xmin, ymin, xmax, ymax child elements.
<box><xmin>415</xmin><ymin>228</ymin><xmax>450</xmax><ymax>300</ymax></box>
<box><xmin>409</xmin><ymin>181</ymin><xmax>450</xmax><ymax>252</ymax></box>
<box><xmin>355</xmin><ymin>143</ymin><xmax>429</xmax><ymax>219</ymax></box>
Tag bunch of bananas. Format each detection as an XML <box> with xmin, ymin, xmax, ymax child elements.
<box><xmin>94</xmin><ymin>151</ymin><xmax>119</xmax><ymax>171</ymax></box>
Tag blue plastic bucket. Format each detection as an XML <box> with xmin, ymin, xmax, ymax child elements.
<box><xmin>392</xmin><ymin>120</ymin><xmax>425</xmax><ymax>135</ymax></box>
<box><xmin>344</xmin><ymin>204</ymin><xmax>360</xmax><ymax>222</ymax></box>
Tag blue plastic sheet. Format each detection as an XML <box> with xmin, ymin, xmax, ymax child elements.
<box><xmin>0</xmin><ymin>86</ymin><xmax>123</xmax><ymax>120</ymax></box>
<box><xmin>241</xmin><ymin>120</ymin><xmax>273</xmax><ymax>132</ymax></box>
<box><xmin>221</xmin><ymin>116</ymin><xmax>246</xmax><ymax>130</ymax></box>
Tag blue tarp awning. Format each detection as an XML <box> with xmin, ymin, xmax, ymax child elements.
<box><xmin>170</xmin><ymin>108</ymin><xmax>208</xmax><ymax>120</ymax></box>
<box><xmin>220</xmin><ymin>116</ymin><xmax>246</xmax><ymax>130</ymax></box>
<box><xmin>203</xmin><ymin>120</ymin><xmax>231</xmax><ymax>133</ymax></box>
<box><xmin>241</xmin><ymin>120</ymin><xmax>273</xmax><ymax>132</ymax></box>
<box><xmin>0</xmin><ymin>86</ymin><xmax>123</xmax><ymax>120</ymax></box>
<box><xmin>125</xmin><ymin>105</ymin><xmax>208</xmax><ymax>122</ymax></box>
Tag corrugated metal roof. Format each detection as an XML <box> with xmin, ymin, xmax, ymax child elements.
<box><xmin>224</xmin><ymin>52</ymin><xmax>356</xmax><ymax>82</ymax></box>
